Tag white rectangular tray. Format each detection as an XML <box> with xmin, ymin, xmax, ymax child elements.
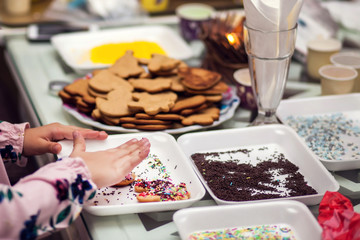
<box><xmin>177</xmin><ymin>125</ymin><xmax>339</xmax><ymax>206</ymax></box>
<box><xmin>51</xmin><ymin>25</ymin><xmax>193</xmax><ymax>74</ymax></box>
<box><xmin>173</xmin><ymin>200</ymin><xmax>322</xmax><ymax>240</ymax></box>
<box><xmin>277</xmin><ymin>93</ymin><xmax>360</xmax><ymax>171</ymax></box>
<box><xmin>57</xmin><ymin>132</ymin><xmax>205</xmax><ymax>216</ymax></box>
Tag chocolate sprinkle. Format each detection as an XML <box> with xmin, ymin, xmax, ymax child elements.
<box><xmin>191</xmin><ymin>149</ymin><xmax>317</xmax><ymax>202</ymax></box>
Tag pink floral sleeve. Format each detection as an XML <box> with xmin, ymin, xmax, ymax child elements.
<box><xmin>0</xmin><ymin>121</ymin><xmax>29</xmax><ymax>167</ymax></box>
<box><xmin>0</xmin><ymin>122</ymin><xmax>97</xmax><ymax>239</ymax></box>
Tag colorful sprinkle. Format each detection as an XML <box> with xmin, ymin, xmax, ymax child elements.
<box><xmin>189</xmin><ymin>224</ymin><xmax>296</xmax><ymax>240</ymax></box>
<box><xmin>285</xmin><ymin>112</ymin><xmax>360</xmax><ymax>160</ymax></box>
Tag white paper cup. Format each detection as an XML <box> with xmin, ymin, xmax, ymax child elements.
<box><xmin>330</xmin><ymin>52</ymin><xmax>360</xmax><ymax>92</ymax></box>
<box><xmin>319</xmin><ymin>65</ymin><xmax>358</xmax><ymax>96</ymax></box>
<box><xmin>5</xmin><ymin>0</ymin><xmax>31</xmax><ymax>15</ymax></box>
<box><xmin>306</xmin><ymin>38</ymin><xmax>342</xmax><ymax>80</ymax></box>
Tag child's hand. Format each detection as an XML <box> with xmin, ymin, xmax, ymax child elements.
<box><xmin>23</xmin><ymin>123</ymin><xmax>108</xmax><ymax>156</ymax></box>
<box><xmin>70</xmin><ymin>131</ymin><xmax>151</xmax><ymax>188</ymax></box>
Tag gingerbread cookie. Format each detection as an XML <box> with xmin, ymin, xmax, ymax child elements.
<box><xmin>122</xmin><ymin>123</ymin><xmax>172</xmax><ymax>131</ymax></box>
<box><xmin>63</xmin><ymin>78</ymin><xmax>96</xmax><ymax>105</ymax></box>
<box><xmin>182</xmin><ymin>107</ymin><xmax>220</xmax><ymax>126</ymax></box>
<box><xmin>178</xmin><ymin>67</ymin><xmax>222</xmax><ymax>90</ymax></box>
<box><xmin>186</xmin><ymin>81</ymin><xmax>229</xmax><ymax>95</ymax></box>
<box><xmin>180</xmin><ymin>103</ymin><xmax>210</xmax><ymax>116</ymax></box>
<box><xmin>119</xmin><ymin>117</ymin><xmax>171</xmax><ymax>125</ymax></box>
<box><xmin>170</xmin><ymin>75</ymin><xmax>186</xmax><ymax>92</ymax></box>
<box><xmin>128</xmin><ymin>91</ymin><xmax>177</xmax><ymax>115</ymax></box>
<box><xmin>97</xmin><ymin>88</ymin><xmax>134</xmax><ymax>117</ymax></box>
<box><xmin>171</xmin><ymin>95</ymin><xmax>207</xmax><ymax>113</ymax></box>
<box><xmin>108</xmin><ymin>50</ymin><xmax>145</xmax><ymax>78</ymax></box>
<box><xmin>89</xmin><ymin>69</ymin><xmax>134</xmax><ymax>93</ymax></box>
<box><xmin>128</xmin><ymin>77</ymin><xmax>172</xmax><ymax>93</ymax></box>
<box><xmin>148</xmin><ymin>54</ymin><xmax>181</xmax><ymax>73</ymax></box>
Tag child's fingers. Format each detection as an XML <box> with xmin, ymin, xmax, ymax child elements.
<box><xmin>70</xmin><ymin>131</ymin><xmax>86</xmax><ymax>155</ymax></box>
<box><xmin>112</xmin><ymin>138</ymin><xmax>150</xmax><ymax>158</ymax></box>
<box><xmin>115</xmin><ymin>140</ymin><xmax>151</xmax><ymax>170</ymax></box>
<box><xmin>79</xmin><ymin>130</ymin><xmax>108</xmax><ymax>140</ymax></box>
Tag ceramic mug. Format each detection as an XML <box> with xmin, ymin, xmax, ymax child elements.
<box><xmin>176</xmin><ymin>3</ymin><xmax>215</xmax><ymax>41</ymax></box>
<box><xmin>319</xmin><ymin>64</ymin><xmax>358</xmax><ymax>96</ymax></box>
<box><xmin>233</xmin><ymin>68</ymin><xmax>257</xmax><ymax>110</ymax></box>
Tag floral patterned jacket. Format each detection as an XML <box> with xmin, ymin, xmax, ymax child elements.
<box><xmin>0</xmin><ymin>121</ymin><xmax>97</xmax><ymax>239</ymax></box>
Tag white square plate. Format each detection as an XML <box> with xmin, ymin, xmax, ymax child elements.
<box><xmin>173</xmin><ymin>200</ymin><xmax>322</xmax><ymax>240</ymax></box>
<box><xmin>57</xmin><ymin>132</ymin><xmax>206</xmax><ymax>216</ymax></box>
<box><xmin>177</xmin><ymin>125</ymin><xmax>339</xmax><ymax>206</ymax></box>
<box><xmin>51</xmin><ymin>25</ymin><xmax>193</xmax><ymax>74</ymax></box>
<box><xmin>277</xmin><ymin>93</ymin><xmax>360</xmax><ymax>171</ymax></box>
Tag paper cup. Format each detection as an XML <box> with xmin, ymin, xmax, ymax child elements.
<box><xmin>330</xmin><ymin>52</ymin><xmax>360</xmax><ymax>92</ymax></box>
<box><xmin>233</xmin><ymin>68</ymin><xmax>257</xmax><ymax>110</ymax></box>
<box><xmin>176</xmin><ymin>3</ymin><xmax>215</xmax><ymax>41</ymax></box>
<box><xmin>4</xmin><ymin>0</ymin><xmax>31</xmax><ymax>15</ymax></box>
<box><xmin>306</xmin><ymin>38</ymin><xmax>342</xmax><ymax>80</ymax></box>
<box><xmin>319</xmin><ymin>65</ymin><xmax>358</xmax><ymax>96</ymax></box>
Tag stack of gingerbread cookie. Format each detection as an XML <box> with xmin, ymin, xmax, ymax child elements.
<box><xmin>59</xmin><ymin>50</ymin><xmax>229</xmax><ymax>131</ymax></box>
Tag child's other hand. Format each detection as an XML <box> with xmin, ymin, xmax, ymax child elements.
<box><xmin>70</xmin><ymin>131</ymin><xmax>151</xmax><ymax>188</ymax></box>
<box><xmin>23</xmin><ymin>123</ymin><xmax>108</xmax><ymax>156</ymax></box>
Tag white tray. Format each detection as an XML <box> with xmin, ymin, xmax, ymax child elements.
<box><xmin>57</xmin><ymin>132</ymin><xmax>206</xmax><ymax>216</ymax></box>
<box><xmin>173</xmin><ymin>200</ymin><xmax>322</xmax><ymax>240</ymax></box>
<box><xmin>51</xmin><ymin>25</ymin><xmax>193</xmax><ymax>74</ymax></box>
<box><xmin>62</xmin><ymin>87</ymin><xmax>239</xmax><ymax>134</ymax></box>
<box><xmin>177</xmin><ymin>125</ymin><xmax>339</xmax><ymax>206</ymax></box>
<box><xmin>277</xmin><ymin>93</ymin><xmax>360</xmax><ymax>171</ymax></box>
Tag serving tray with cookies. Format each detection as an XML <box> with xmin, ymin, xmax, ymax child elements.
<box><xmin>59</xmin><ymin>51</ymin><xmax>239</xmax><ymax>134</ymax></box>
<box><xmin>57</xmin><ymin>132</ymin><xmax>206</xmax><ymax>216</ymax></box>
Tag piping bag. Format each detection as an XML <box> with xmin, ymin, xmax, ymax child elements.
<box><xmin>318</xmin><ymin>191</ymin><xmax>360</xmax><ymax>240</ymax></box>
<box><xmin>243</xmin><ymin>0</ymin><xmax>303</xmax><ymax>31</ymax></box>
<box><xmin>242</xmin><ymin>0</ymin><xmax>303</xmax><ymax>57</ymax></box>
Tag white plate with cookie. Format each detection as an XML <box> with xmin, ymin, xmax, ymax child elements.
<box><xmin>62</xmin><ymin>86</ymin><xmax>240</xmax><ymax>135</ymax></box>
<box><xmin>51</xmin><ymin>25</ymin><xmax>193</xmax><ymax>74</ymax></box>
<box><xmin>57</xmin><ymin>132</ymin><xmax>206</xmax><ymax>216</ymax></box>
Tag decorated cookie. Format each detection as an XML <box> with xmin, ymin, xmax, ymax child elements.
<box><xmin>134</xmin><ymin>179</ymin><xmax>190</xmax><ymax>202</ymax></box>
<box><xmin>112</xmin><ymin>172</ymin><xmax>136</xmax><ymax>187</ymax></box>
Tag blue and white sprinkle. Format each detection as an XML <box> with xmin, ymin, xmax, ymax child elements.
<box><xmin>285</xmin><ymin>112</ymin><xmax>360</xmax><ymax>161</ymax></box>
